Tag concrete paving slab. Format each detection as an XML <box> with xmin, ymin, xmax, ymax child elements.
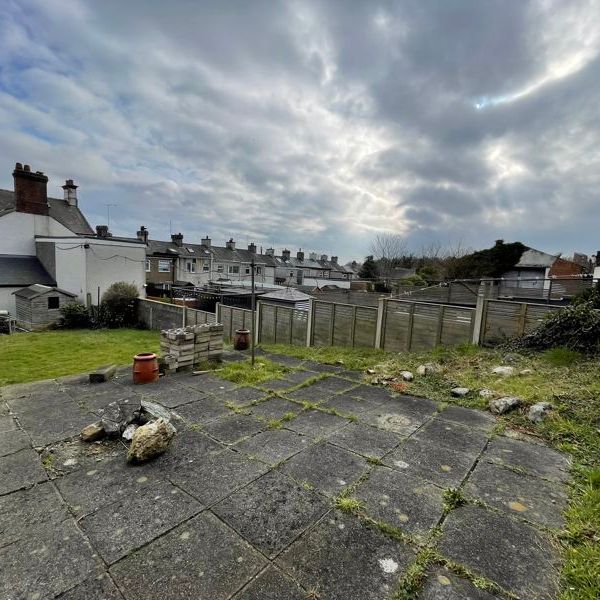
<box><xmin>412</xmin><ymin>417</ymin><xmax>489</xmax><ymax>457</ymax></box>
<box><xmin>183</xmin><ymin>373</ymin><xmax>237</xmax><ymax>394</ymax></box>
<box><xmin>203</xmin><ymin>413</ymin><xmax>265</xmax><ymax>444</ymax></box>
<box><xmin>0</xmin><ymin>414</ymin><xmax>18</xmax><ymax>432</ymax></box>
<box><xmin>234</xmin><ymin>428</ymin><xmax>311</xmax><ymax>464</ymax></box>
<box><xmin>300</xmin><ymin>360</ymin><xmax>344</xmax><ymax>372</ymax></box>
<box><xmin>233</xmin><ymin>566</ymin><xmax>306</xmax><ymax>599</ymax></box>
<box><xmin>355</xmin><ymin>466</ymin><xmax>445</xmax><ymax>535</ymax></box>
<box><xmin>173</xmin><ymin>396</ymin><xmax>231</xmax><ymax>424</ymax></box>
<box><xmin>309</xmin><ymin>376</ymin><xmax>359</xmax><ymax>394</ymax></box>
<box><xmin>419</xmin><ymin>567</ymin><xmax>501</xmax><ymax>599</ymax></box>
<box><xmin>5</xmin><ymin>389</ymin><xmax>73</xmax><ymax>412</ymax></box>
<box><xmin>276</xmin><ymin>510</ymin><xmax>414</xmax><ymax>600</ymax></box>
<box><xmin>17</xmin><ymin>405</ymin><xmax>95</xmax><ymax>447</ymax></box>
<box><xmin>286</xmin><ymin>409</ymin><xmax>349</xmax><ymax>438</ymax></box>
<box><xmin>320</xmin><ymin>392</ymin><xmax>377</xmax><ymax>415</ymax></box>
<box><xmin>359</xmin><ymin>403</ymin><xmax>431</xmax><ymax>437</ymax></box>
<box><xmin>348</xmin><ymin>384</ymin><xmax>397</xmax><ymax>404</ymax></box>
<box><xmin>0</xmin><ymin>428</ymin><xmax>30</xmax><ymax>457</ymax></box>
<box><xmin>465</xmin><ymin>461</ymin><xmax>568</xmax><ymax>528</ymax></box>
<box><xmin>484</xmin><ymin>436</ymin><xmax>571</xmax><ymax>482</ymax></box>
<box><xmin>437</xmin><ymin>404</ymin><xmax>497</xmax><ymax>431</ymax></box>
<box><xmin>279</xmin><ymin>442</ymin><xmax>366</xmax><ymax>496</ymax></box>
<box><xmin>170</xmin><ymin>448</ymin><xmax>270</xmax><ymax>505</ymax></box>
<box><xmin>153</xmin><ymin>429</ymin><xmax>225</xmax><ymax>471</ymax></box>
<box><xmin>385</xmin><ymin>439</ymin><xmax>477</xmax><ymax>488</ymax></box>
<box><xmin>285</xmin><ymin>383</ymin><xmax>339</xmax><ymax>403</ymax></box>
<box><xmin>439</xmin><ymin>505</ymin><xmax>560</xmax><ymax>598</ymax></box>
<box><xmin>213</xmin><ymin>386</ymin><xmax>269</xmax><ymax>406</ymax></box>
<box><xmin>0</xmin><ymin>447</ymin><xmax>47</xmax><ymax>495</ymax></box>
<box><xmin>58</xmin><ymin>572</ymin><xmax>124</xmax><ymax>600</ymax></box>
<box><xmin>79</xmin><ymin>480</ymin><xmax>202</xmax><ymax>564</ymax></box>
<box><xmin>388</xmin><ymin>394</ymin><xmax>441</xmax><ymax>415</ymax></box>
<box><xmin>327</xmin><ymin>422</ymin><xmax>402</xmax><ymax>458</ymax></box>
<box><xmin>0</xmin><ymin>518</ymin><xmax>100</xmax><ymax>600</ymax></box>
<box><xmin>0</xmin><ymin>481</ymin><xmax>70</xmax><ymax>546</ymax></box>
<box><xmin>110</xmin><ymin>511</ymin><xmax>266</xmax><ymax>600</ymax></box>
<box><xmin>213</xmin><ymin>470</ymin><xmax>330</xmax><ymax>558</ymax></box>
<box><xmin>247</xmin><ymin>397</ymin><xmax>299</xmax><ymax>421</ymax></box>
<box><xmin>337</xmin><ymin>369</ymin><xmax>365</xmax><ymax>381</ymax></box>
<box><xmin>138</xmin><ymin>385</ymin><xmax>206</xmax><ymax>409</ymax></box>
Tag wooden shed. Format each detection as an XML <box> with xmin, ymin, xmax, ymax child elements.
<box><xmin>260</xmin><ymin>287</ymin><xmax>314</xmax><ymax>311</ymax></box>
<box><xmin>13</xmin><ymin>284</ymin><xmax>77</xmax><ymax>331</ymax></box>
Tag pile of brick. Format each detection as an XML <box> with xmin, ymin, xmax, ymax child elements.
<box><xmin>160</xmin><ymin>323</ymin><xmax>224</xmax><ymax>372</ymax></box>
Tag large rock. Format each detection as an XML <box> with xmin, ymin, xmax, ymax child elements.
<box><xmin>140</xmin><ymin>399</ymin><xmax>172</xmax><ymax>422</ymax></box>
<box><xmin>528</xmin><ymin>402</ymin><xmax>553</xmax><ymax>423</ymax></box>
<box><xmin>98</xmin><ymin>402</ymin><xmax>125</xmax><ymax>436</ymax></box>
<box><xmin>81</xmin><ymin>422</ymin><xmax>105</xmax><ymax>442</ymax></box>
<box><xmin>491</xmin><ymin>366</ymin><xmax>515</xmax><ymax>377</ymax></box>
<box><xmin>127</xmin><ymin>418</ymin><xmax>176</xmax><ymax>463</ymax></box>
<box><xmin>399</xmin><ymin>371</ymin><xmax>414</xmax><ymax>382</ymax></box>
<box><xmin>416</xmin><ymin>363</ymin><xmax>439</xmax><ymax>376</ymax></box>
<box><xmin>489</xmin><ymin>396</ymin><xmax>521</xmax><ymax>415</ymax></box>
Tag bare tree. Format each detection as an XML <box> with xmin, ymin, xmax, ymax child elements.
<box><xmin>370</xmin><ymin>233</ymin><xmax>410</xmax><ymax>286</ymax></box>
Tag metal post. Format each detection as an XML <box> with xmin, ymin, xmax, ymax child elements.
<box><xmin>251</xmin><ymin>257</ymin><xmax>256</xmax><ymax>366</ymax></box>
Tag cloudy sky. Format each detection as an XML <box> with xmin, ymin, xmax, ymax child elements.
<box><xmin>1</xmin><ymin>0</ymin><xmax>600</xmax><ymax>261</ymax></box>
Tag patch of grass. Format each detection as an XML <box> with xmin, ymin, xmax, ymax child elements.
<box><xmin>334</xmin><ymin>496</ymin><xmax>364</xmax><ymax>513</ymax></box>
<box><xmin>366</xmin><ymin>455</ymin><xmax>384</xmax><ymax>466</ymax></box>
<box><xmin>224</xmin><ymin>402</ymin><xmax>246</xmax><ymax>414</ymax></box>
<box><xmin>541</xmin><ymin>347</ymin><xmax>583</xmax><ymax>367</ymax></box>
<box><xmin>267</xmin><ymin>419</ymin><xmax>283</xmax><ymax>429</ymax></box>
<box><xmin>281</xmin><ymin>411</ymin><xmax>296</xmax><ymax>422</ymax></box>
<box><xmin>443</xmin><ymin>488</ymin><xmax>468</xmax><ymax>512</ymax></box>
<box><xmin>215</xmin><ymin>358</ymin><xmax>289</xmax><ymax>385</ymax></box>
<box><xmin>0</xmin><ymin>328</ymin><xmax>159</xmax><ymax>386</ymax></box>
<box><xmin>392</xmin><ymin>547</ymin><xmax>436</xmax><ymax>600</ymax></box>
<box><xmin>300</xmin><ymin>400</ymin><xmax>320</xmax><ymax>410</ymax></box>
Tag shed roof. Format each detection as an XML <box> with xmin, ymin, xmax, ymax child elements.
<box><xmin>0</xmin><ymin>255</ymin><xmax>56</xmax><ymax>287</ymax></box>
<box><xmin>261</xmin><ymin>287</ymin><xmax>314</xmax><ymax>302</ymax></box>
<box><xmin>12</xmin><ymin>283</ymin><xmax>76</xmax><ymax>299</ymax></box>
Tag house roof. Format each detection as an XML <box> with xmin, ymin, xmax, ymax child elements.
<box><xmin>0</xmin><ymin>189</ymin><xmax>94</xmax><ymax>235</ymax></box>
<box><xmin>261</xmin><ymin>287</ymin><xmax>314</xmax><ymax>302</ymax></box>
<box><xmin>12</xmin><ymin>283</ymin><xmax>77</xmax><ymax>299</ymax></box>
<box><xmin>0</xmin><ymin>255</ymin><xmax>56</xmax><ymax>287</ymax></box>
<box><xmin>515</xmin><ymin>248</ymin><xmax>559</xmax><ymax>269</ymax></box>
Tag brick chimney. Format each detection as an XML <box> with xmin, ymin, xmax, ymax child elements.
<box><xmin>136</xmin><ymin>225</ymin><xmax>148</xmax><ymax>243</ymax></box>
<box><xmin>201</xmin><ymin>235</ymin><xmax>211</xmax><ymax>248</ymax></box>
<box><xmin>96</xmin><ymin>225</ymin><xmax>109</xmax><ymax>238</ymax></box>
<box><xmin>13</xmin><ymin>162</ymin><xmax>49</xmax><ymax>215</ymax></box>
<box><xmin>282</xmin><ymin>249</ymin><xmax>291</xmax><ymax>260</ymax></box>
<box><xmin>171</xmin><ymin>233</ymin><xmax>183</xmax><ymax>246</ymax></box>
<box><xmin>296</xmin><ymin>249</ymin><xmax>305</xmax><ymax>261</ymax></box>
<box><xmin>265</xmin><ymin>247</ymin><xmax>274</xmax><ymax>256</ymax></box>
<box><xmin>331</xmin><ymin>256</ymin><xmax>338</xmax><ymax>264</ymax></box>
<box><xmin>320</xmin><ymin>254</ymin><xmax>328</xmax><ymax>262</ymax></box>
<box><xmin>226</xmin><ymin>238</ymin><xmax>235</xmax><ymax>250</ymax></box>
<box><xmin>248</xmin><ymin>242</ymin><xmax>256</xmax><ymax>253</ymax></box>
<box><xmin>62</xmin><ymin>179</ymin><xmax>78</xmax><ymax>207</ymax></box>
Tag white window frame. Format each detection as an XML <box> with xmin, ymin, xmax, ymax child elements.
<box><xmin>217</xmin><ymin>265</ymin><xmax>224</xmax><ymax>273</ymax></box>
<box><xmin>145</xmin><ymin>259</ymin><xmax>151</xmax><ymax>272</ymax></box>
<box><xmin>256</xmin><ymin>266</ymin><xmax>262</xmax><ymax>275</ymax></box>
<box><xmin>158</xmin><ymin>260</ymin><xmax>171</xmax><ymax>273</ymax></box>
<box><xmin>186</xmin><ymin>259</ymin><xmax>196</xmax><ymax>273</ymax></box>
<box><xmin>228</xmin><ymin>265</ymin><xmax>240</xmax><ymax>275</ymax></box>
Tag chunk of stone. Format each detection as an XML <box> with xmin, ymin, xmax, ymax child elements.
<box><xmin>140</xmin><ymin>399</ymin><xmax>172</xmax><ymax>422</ymax></box>
<box><xmin>122</xmin><ymin>424</ymin><xmax>139</xmax><ymax>441</ymax></box>
<box><xmin>479</xmin><ymin>388</ymin><xmax>495</xmax><ymax>399</ymax></box>
<box><xmin>502</xmin><ymin>353</ymin><xmax>520</xmax><ymax>363</ymax></box>
<box><xmin>491</xmin><ymin>366</ymin><xmax>514</xmax><ymax>377</ymax></box>
<box><xmin>528</xmin><ymin>402</ymin><xmax>553</xmax><ymax>423</ymax></box>
<box><xmin>127</xmin><ymin>418</ymin><xmax>176</xmax><ymax>463</ymax></box>
<box><xmin>98</xmin><ymin>402</ymin><xmax>124</xmax><ymax>436</ymax></box>
<box><xmin>400</xmin><ymin>371</ymin><xmax>414</xmax><ymax>382</ymax></box>
<box><xmin>489</xmin><ymin>396</ymin><xmax>521</xmax><ymax>415</ymax></box>
<box><xmin>366</xmin><ymin>369</ymin><xmax>376</xmax><ymax>375</ymax></box>
<box><xmin>520</xmin><ymin>369</ymin><xmax>534</xmax><ymax>376</ymax></box>
<box><xmin>89</xmin><ymin>364</ymin><xmax>117</xmax><ymax>384</ymax></box>
<box><xmin>417</xmin><ymin>363</ymin><xmax>439</xmax><ymax>376</ymax></box>
<box><xmin>81</xmin><ymin>422</ymin><xmax>105</xmax><ymax>442</ymax></box>
<box><xmin>451</xmin><ymin>387</ymin><xmax>469</xmax><ymax>397</ymax></box>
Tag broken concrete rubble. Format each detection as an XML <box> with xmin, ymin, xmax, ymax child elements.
<box><xmin>89</xmin><ymin>364</ymin><xmax>117</xmax><ymax>384</ymax></box>
<box><xmin>81</xmin><ymin>422</ymin><xmax>105</xmax><ymax>442</ymax></box>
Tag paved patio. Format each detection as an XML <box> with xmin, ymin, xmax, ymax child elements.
<box><xmin>0</xmin><ymin>351</ymin><xmax>571</xmax><ymax>599</ymax></box>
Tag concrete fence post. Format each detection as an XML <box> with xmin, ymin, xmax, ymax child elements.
<box><xmin>472</xmin><ymin>280</ymin><xmax>492</xmax><ymax>345</ymax></box>
<box><xmin>306</xmin><ymin>299</ymin><xmax>314</xmax><ymax>347</ymax></box>
<box><xmin>375</xmin><ymin>297</ymin><xmax>386</xmax><ymax>349</ymax></box>
<box><xmin>255</xmin><ymin>301</ymin><xmax>262</xmax><ymax>345</ymax></box>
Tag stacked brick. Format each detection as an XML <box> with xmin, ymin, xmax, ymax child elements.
<box><xmin>160</xmin><ymin>323</ymin><xmax>224</xmax><ymax>372</ymax></box>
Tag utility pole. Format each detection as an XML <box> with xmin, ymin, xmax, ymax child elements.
<box><xmin>105</xmin><ymin>203</ymin><xmax>117</xmax><ymax>229</ymax></box>
<box><xmin>251</xmin><ymin>257</ymin><xmax>256</xmax><ymax>366</ymax></box>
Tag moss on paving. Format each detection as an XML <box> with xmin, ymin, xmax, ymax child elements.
<box><xmin>261</xmin><ymin>342</ymin><xmax>600</xmax><ymax>600</ymax></box>
<box><xmin>214</xmin><ymin>358</ymin><xmax>290</xmax><ymax>385</ymax></box>
<box><xmin>0</xmin><ymin>328</ymin><xmax>159</xmax><ymax>386</ymax></box>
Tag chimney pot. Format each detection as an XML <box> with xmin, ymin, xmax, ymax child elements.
<box><xmin>265</xmin><ymin>247</ymin><xmax>274</xmax><ymax>256</ymax></box>
<box><xmin>62</xmin><ymin>179</ymin><xmax>79</xmax><ymax>206</ymax></box>
<box><xmin>96</xmin><ymin>225</ymin><xmax>109</xmax><ymax>238</ymax></box>
<box><xmin>331</xmin><ymin>256</ymin><xmax>338</xmax><ymax>264</ymax></box>
<box><xmin>226</xmin><ymin>238</ymin><xmax>236</xmax><ymax>250</ymax></box>
<box><xmin>296</xmin><ymin>250</ymin><xmax>305</xmax><ymax>261</ymax></box>
<box><xmin>15</xmin><ymin>162</ymin><xmax>22</xmax><ymax>170</ymax></box>
<box><xmin>24</xmin><ymin>164</ymin><xmax>31</xmax><ymax>172</ymax></box>
<box><xmin>282</xmin><ymin>248</ymin><xmax>291</xmax><ymax>260</ymax></box>
<box><xmin>201</xmin><ymin>235</ymin><xmax>211</xmax><ymax>247</ymax></box>
<box><xmin>320</xmin><ymin>254</ymin><xmax>328</xmax><ymax>262</ymax></box>
<box><xmin>171</xmin><ymin>233</ymin><xmax>183</xmax><ymax>246</ymax></box>
<box><xmin>248</xmin><ymin>242</ymin><xmax>256</xmax><ymax>253</ymax></box>
<box><xmin>136</xmin><ymin>225</ymin><xmax>148</xmax><ymax>243</ymax></box>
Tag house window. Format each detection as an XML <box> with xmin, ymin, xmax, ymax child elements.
<box><xmin>245</xmin><ymin>267</ymin><xmax>250</xmax><ymax>275</ymax></box>
<box><xmin>228</xmin><ymin>265</ymin><xmax>239</xmax><ymax>275</ymax></box>
<box><xmin>48</xmin><ymin>297</ymin><xmax>59</xmax><ymax>309</ymax></box>
<box><xmin>290</xmin><ymin>272</ymin><xmax>294</xmax><ymax>277</ymax></box>
<box><xmin>203</xmin><ymin>263</ymin><xmax>209</xmax><ymax>272</ymax></box>
<box><xmin>256</xmin><ymin>267</ymin><xmax>262</xmax><ymax>275</ymax></box>
<box><xmin>186</xmin><ymin>259</ymin><xmax>196</xmax><ymax>273</ymax></box>
<box><xmin>217</xmin><ymin>265</ymin><xmax>224</xmax><ymax>273</ymax></box>
<box><xmin>158</xmin><ymin>260</ymin><xmax>171</xmax><ymax>272</ymax></box>
<box><xmin>145</xmin><ymin>259</ymin><xmax>151</xmax><ymax>272</ymax></box>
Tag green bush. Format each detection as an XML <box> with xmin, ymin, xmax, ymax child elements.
<box><xmin>59</xmin><ymin>302</ymin><xmax>91</xmax><ymax>329</ymax></box>
<box><xmin>98</xmin><ymin>282</ymin><xmax>139</xmax><ymax>328</ymax></box>
<box><xmin>511</xmin><ymin>302</ymin><xmax>600</xmax><ymax>355</ymax></box>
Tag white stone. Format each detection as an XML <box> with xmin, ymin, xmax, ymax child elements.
<box><xmin>491</xmin><ymin>366</ymin><xmax>515</xmax><ymax>377</ymax></box>
<box><xmin>400</xmin><ymin>371</ymin><xmax>414</xmax><ymax>382</ymax></box>
<box><xmin>451</xmin><ymin>387</ymin><xmax>470</xmax><ymax>397</ymax></box>
<box><xmin>479</xmin><ymin>388</ymin><xmax>495</xmax><ymax>399</ymax></box>
<box><xmin>528</xmin><ymin>402</ymin><xmax>553</xmax><ymax>423</ymax></box>
<box><xmin>416</xmin><ymin>363</ymin><xmax>438</xmax><ymax>376</ymax></box>
<box><xmin>489</xmin><ymin>396</ymin><xmax>521</xmax><ymax>415</ymax></box>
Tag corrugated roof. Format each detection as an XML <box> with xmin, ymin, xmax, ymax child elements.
<box><xmin>515</xmin><ymin>249</ymin><xmax>558</xmax><ymax>269</ymax></box>
<box><xmin>12</xmin><ymin>283</ymin><xmax>76</xmax><ymax>299</ymax></box>
<box><xmin>0</xmin><ymin>189</ymin><xmax>94</xmax><ymax>235</ymax></box>
<box><xmin>0</xmin><ymin>255</ymin><xmax>56</xmax><ymax>287</ymax></box>
<box><xmin>261</xmin><ymin>287</ymin><xmax>314</xmax><ymax>302</ymax></box>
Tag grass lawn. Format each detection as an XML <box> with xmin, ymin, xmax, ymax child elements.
<box><xmin>0</xmin><ymin>328</ymin><xmax>159</xmax><ymax>386</ymax></box>
<box><xmin>262</xmin><ymin>342</ymin><xmax>600</xmax><ymax>600</ymax></box>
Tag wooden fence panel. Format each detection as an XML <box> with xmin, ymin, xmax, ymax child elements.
<box><xmin>219</xmin><ymin>304</ymin><xmax>253</xmax><ymax>341</ymax></box>
<box><xmin>354</xmin><ymin>306</ymin><xmax>378</xmax><ymax>348</ymax></box>
<box><xmin>382</xmin><ymin>301</ymin><xmax>411</xmax><ymax>351</ymax></box>
<box><xmin>312</xmin><ymin>301</ymin><xmax>335</xmax><ymax>346</ymax></box>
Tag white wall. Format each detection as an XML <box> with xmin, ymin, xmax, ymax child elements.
<box><xmin>0</xmin><ymin>212</ymin><xmax>74</xmax><ymax>255</ymax></box>
<box><xmin>303</xmin><ymin>277</ymin><xmax>351</xmax><ymax>289</ymax></box>
<box><xmin>54</xmin><ymin>243</ymin><xmax>87</xmax><ymax>301</ymax></box>
<box><xmin>0</xmin><ymin>287</ymin><xmax>18</xmax><ymax>314</ymax></box>
<box><xmin>85</xmin><ymin>241</ymin><xmax>146</xmax><ymax>304</ymax></box>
